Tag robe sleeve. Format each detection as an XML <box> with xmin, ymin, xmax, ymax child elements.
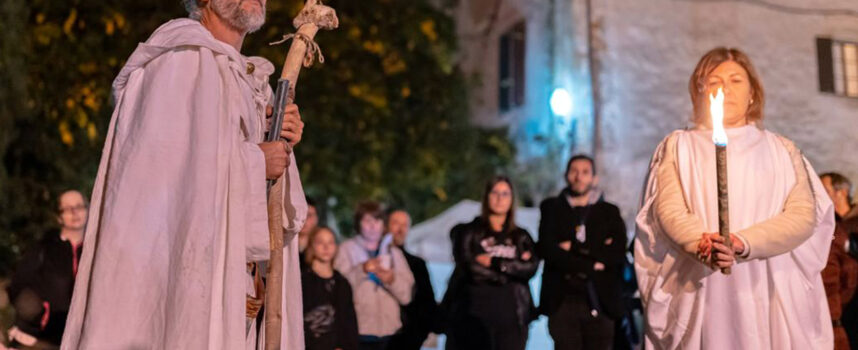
<box><xmin>653</xmin><ymin>134</ymin><xmax>707</xmax><ymax>256</ymax></box>
<box><xmin>737</xmin><ymin>141</ymin><xmax>816</xmax><ymax>260</ymax></box>
<box><xmin>280</xmin><ymin>155</ymin><xmax>306</xmax><ymax>238</ymax></box>
<box><xmin>241</xmin><ymin>142</ymin><xmax>269</xmax><ymax>262</ymax></box>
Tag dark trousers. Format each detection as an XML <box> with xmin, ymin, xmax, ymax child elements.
<box><xmin>845</xmin><ymin>296</ymin><xmax>858</xmax><ymax>349</ymax></box>
<box><xmin>446</xmin><ymin>313</ymin><xmax>527</xmax><ymax>350</ymax></box>
<box><xmin>548</xmin><ymin>297</ymin><xmax>614</xmax><ymax>350</ymax></box>
<box><xmin>358</xmin><ymin>335</ymin><xmax>390</xmax><ymax>350</ymax></box>
<box><xmin>388</xmin><ymin>326</ymin><xmax>430</xmax><ymax>350</ymax></box>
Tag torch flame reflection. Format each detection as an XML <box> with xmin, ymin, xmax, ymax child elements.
<box><xmin>710</xmin><ymin>87</ymin><xmax>728</xmax><ymax>146</ymax></box>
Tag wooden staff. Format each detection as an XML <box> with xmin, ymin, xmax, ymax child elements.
<box><xmin>265</xmin><ymin>1</ymin><xmax>338</xmax><ymax>348</ymax></box>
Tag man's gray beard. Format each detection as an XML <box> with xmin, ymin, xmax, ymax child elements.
<box><xmin>211</xmin><ymin>0</ymin><xmax>266</xmax><ymax>34</ymax></box>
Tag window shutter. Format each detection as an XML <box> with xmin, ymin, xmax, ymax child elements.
<box><xmin>817</xmin><ymin>37</ymin><xmax>835</xmax><ymax>93</ymax></box>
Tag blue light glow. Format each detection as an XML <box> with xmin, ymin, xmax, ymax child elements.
<box><xmin>550</xmin><ymin>88</ymin><xmax>572</xmax><ymax>118</ymax></box>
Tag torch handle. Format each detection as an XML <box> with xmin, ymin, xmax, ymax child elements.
<box><xmin>716</xmin><ymin>145</ymin><xmax>732</xmax><ymax>275</ymax></box>
<box><xmin>266</xmin><ymin>78</ymin><xmax>292</xmax><ymax>193</ymax></box>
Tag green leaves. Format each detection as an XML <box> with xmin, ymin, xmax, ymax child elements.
<box><xmin>244</xmin><ymin>0</ymin><xmax>513</xmax><ymax>234</ymax></box>
<box><xmin>0</xmin><ymin>0</ymin><xmax>184</xmax><ymax>274</ymax></box>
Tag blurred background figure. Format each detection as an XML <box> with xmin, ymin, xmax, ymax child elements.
<box><xmin>6</xmin><ymin>190</ymin><xmax>87</xmax><ymax>349</ymax></box>
<box><xmin>334</xmin><ymin>201</ymin><xmax>414</xmax><ymax>350</ymax></box>
<box><xmin>302</xmin><ymin>226</ymin><xmax>359</xmax><ymax>350</ymax></box>
<box><xmin>387</xmin><ymin>209</ymin><xmax>440</xmax><ymax>349</ymax></box>
<box><xmin>821</xmin><ymin>172</ymin><xmax>858</xmax><ymax>349</ymax></box>
<box><xmin>823</xmin><ymin>173</ymin><xmax>858</xmax><ymax>224</ymax></box>
<box><xmin>443</xmin><ymin>176</ymin><xmax>538</xmax><ymax>350</ymax></box>
<box><xmin>537</xmin><ymin>155</ymin><xmax>627</xmax><ymax>350</ymax></box>
<box><xmin>299</xmin><ymin>197</ymin><xmax>321</xmax><ymax>270</ymax></box>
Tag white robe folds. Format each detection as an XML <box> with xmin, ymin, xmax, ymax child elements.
<box><xmin>635</xmin><ymin>125</ymin><xmax>835</xmax><ymax>350</ymax></box>
<box><xmin>61</xmin><ymin>19</ymin><xmax>307</xmax><ymax>349</ymax></box>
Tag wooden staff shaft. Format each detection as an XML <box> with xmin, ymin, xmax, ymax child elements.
<box><xmin>264</xmin><ymin>180</ymin><xmax>285</xmax><ymax>349</ymax></box>
<box><xmin>264</xmin><ymin>1</ymin><xmax>337</xmax><ymax>346</ymax></box>
<box><xmin>716</xmin><ymin>144</ymin><xmax>732</xmax><ymax>275</ymax></box>
<box><xmin>281</xmin><ymin>25</ymin><xmax>319</xmax><ymax>83</ymax></box>
<box><xmin>264</xmin><ymin>20</ymin><xmax>323</xmax><ymax>350</ymax></box>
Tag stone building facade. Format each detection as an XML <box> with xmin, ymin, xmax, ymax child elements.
<box><xmin>454</xmin><ymin>0</ymin><xmax>858</xmax><ymax>224</ymax></box>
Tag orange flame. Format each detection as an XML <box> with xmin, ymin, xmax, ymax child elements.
<box><xmin>710</xmin><ymin>87</ymin><xmax>728</xmax><ymax>146</ymax></box>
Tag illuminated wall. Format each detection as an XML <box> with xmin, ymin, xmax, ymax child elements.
<box><xmin>455</xmin><ymin>0</ymin><xmax>858</xmax><ymax>225</ymax></box>
<box><xmin>592</xmin><ymin>0</ymin><xmax>858</xmax><ymax>225</ymax></box>
<box><xmin>453</xmin><ymin>0</ymin><xmax>597</xmax><ymax>203</ymax></box>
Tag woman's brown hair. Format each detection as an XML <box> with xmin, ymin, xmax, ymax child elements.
<box><xmin>688</xmin><ymin>47</ymin><xmax>765</xmax><ymax>125</ymax></box>
<box><xmin>304</xmin><ymin>226</ymin><xmax>337</xmax><ymax>265</ymax></box>
<box><xmin>480</xmin><ymin>175</ymin><xmax>517</xmax><ymax>233</ymax></box>
<box><xmin>353</xmin><ymin>201</ymin><xmax>385</xmax><ymax>234</ymax></box>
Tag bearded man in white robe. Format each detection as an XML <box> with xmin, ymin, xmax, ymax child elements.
<box><xmin>61</xmin><ymin>0</ymin><xmax>308</xmax><ymax>348</ymax></box>
<box><xmin>635</xmin><ymin>47</ymin><xmax>835</xmax><ymax>349</ymax></box>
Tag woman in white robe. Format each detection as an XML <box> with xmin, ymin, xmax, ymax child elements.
<box><xmin>634</xmin><ymin>47</ymin><xmax>835</xmax><ymax>350</ymax></box>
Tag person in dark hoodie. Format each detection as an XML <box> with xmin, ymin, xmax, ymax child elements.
<box><xmin>443</xmin><ymin>176</ymin><xmax>539</xmax><ymax>350</ymax></box>
<box><xmin>536</xmin><ymin>155</ymin><xmax>627</xmax><ymax>350</ymax></box>
<box><xmin>6</xmin><ymin>190</ymin><xmax>87</xmax><ymax>349</ymax></box>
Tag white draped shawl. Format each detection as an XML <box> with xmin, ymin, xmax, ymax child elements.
<box><xmin>61</xmin><ymin>19</ymin><xmax>307</xmax><ymax>350</ymax></box>
<box><xmin>635</xmin><ymin>125</ymin><xmax>835</xmax><ymax>350</ymax></box>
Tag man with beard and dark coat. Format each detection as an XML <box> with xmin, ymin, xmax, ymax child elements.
<box><xmin>537</xmin><ymin>155</ymin><xmax>628</xmax><ymax>350</ymax></box>
<box><xmin>386</xmin><ymin>209</ymin><xmax>440</xmax><ymax>349</ymax></box>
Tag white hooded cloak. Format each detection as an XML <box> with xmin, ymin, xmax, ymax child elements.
<box><xmin>61</xmin><ymin>19</ymin><xmax>307</xmax><ymax>349</ymax></box>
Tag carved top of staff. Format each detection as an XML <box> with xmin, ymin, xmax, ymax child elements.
<box><xmin>269</xmin><ymin>0</ymin><xmax>339</xmax><ymax>98</ymax></box>
<box><xmin>294</xmin><ymin>0</ymin><xmax>339</xmax><ymax>31</ymax></box>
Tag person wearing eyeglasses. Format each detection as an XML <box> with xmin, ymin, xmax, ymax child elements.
<box><xmin>443</xmin><ymin>176</ymin><xmax>539</xmax><ymax>350</ymax></box>
<box><xmin>6</xmin><ymin>190</ymin><xmax>87</xmax><ymax>349</ymax></box>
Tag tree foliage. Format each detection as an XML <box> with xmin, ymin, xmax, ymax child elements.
<box><xmin>0</xmin><ymin>0</ymin><xmax>513</xmax><ymax>273</ymax></box>
<box><xmin>0</xmin><ymin>0</ymin><xmax>187</xmax><ymax>273</ymax></box>
<box><xmin>248</xmin><ymin>0</ymin><xmax>514</xmax><ymax>232</ymax></box>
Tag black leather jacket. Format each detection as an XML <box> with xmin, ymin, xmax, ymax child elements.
<box><xmin>442</xmin><ymin>217</ymin><xmax>539</xmax><ymax>328</ymax></box>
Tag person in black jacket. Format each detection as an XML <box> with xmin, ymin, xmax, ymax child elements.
<box><xmin>444</xmin><ymin>176</ymin><xmax>539</xmax><ymax>350</ymax></box>
<box><xmin>6</xmin><ymin>190</ymin><xmax>87</xmax><ymax>349</ymax></box>
<box><xmin>302</xmin><ymin>226</ymin><xmax>360</xmax><ymax>350</ymax></box>
<box><xmin>537</xmin><ymin>155</ymin><xmax>627</xmax><ymax>350</ymax></box>
<box><xmin>387</xmin><ymin>209</ymin><xmax>440</xmax><ymax>350</ymax></box>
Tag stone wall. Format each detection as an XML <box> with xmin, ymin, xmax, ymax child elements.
<box><xmin>453</xmin><ymin>0</ymin><xmax>858</xmax><ymax>226</ymax></box>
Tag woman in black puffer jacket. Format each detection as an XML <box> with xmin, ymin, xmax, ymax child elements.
<box><xmin>443</xmin><ymin>176</ymin><xmax>539</xmax><ymax>350</ymax></box>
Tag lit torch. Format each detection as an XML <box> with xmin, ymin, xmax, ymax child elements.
<box><xmin>710</xmin><ymin>87</ymin><xmax>732</xmax><ymax>274</ymax></box>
